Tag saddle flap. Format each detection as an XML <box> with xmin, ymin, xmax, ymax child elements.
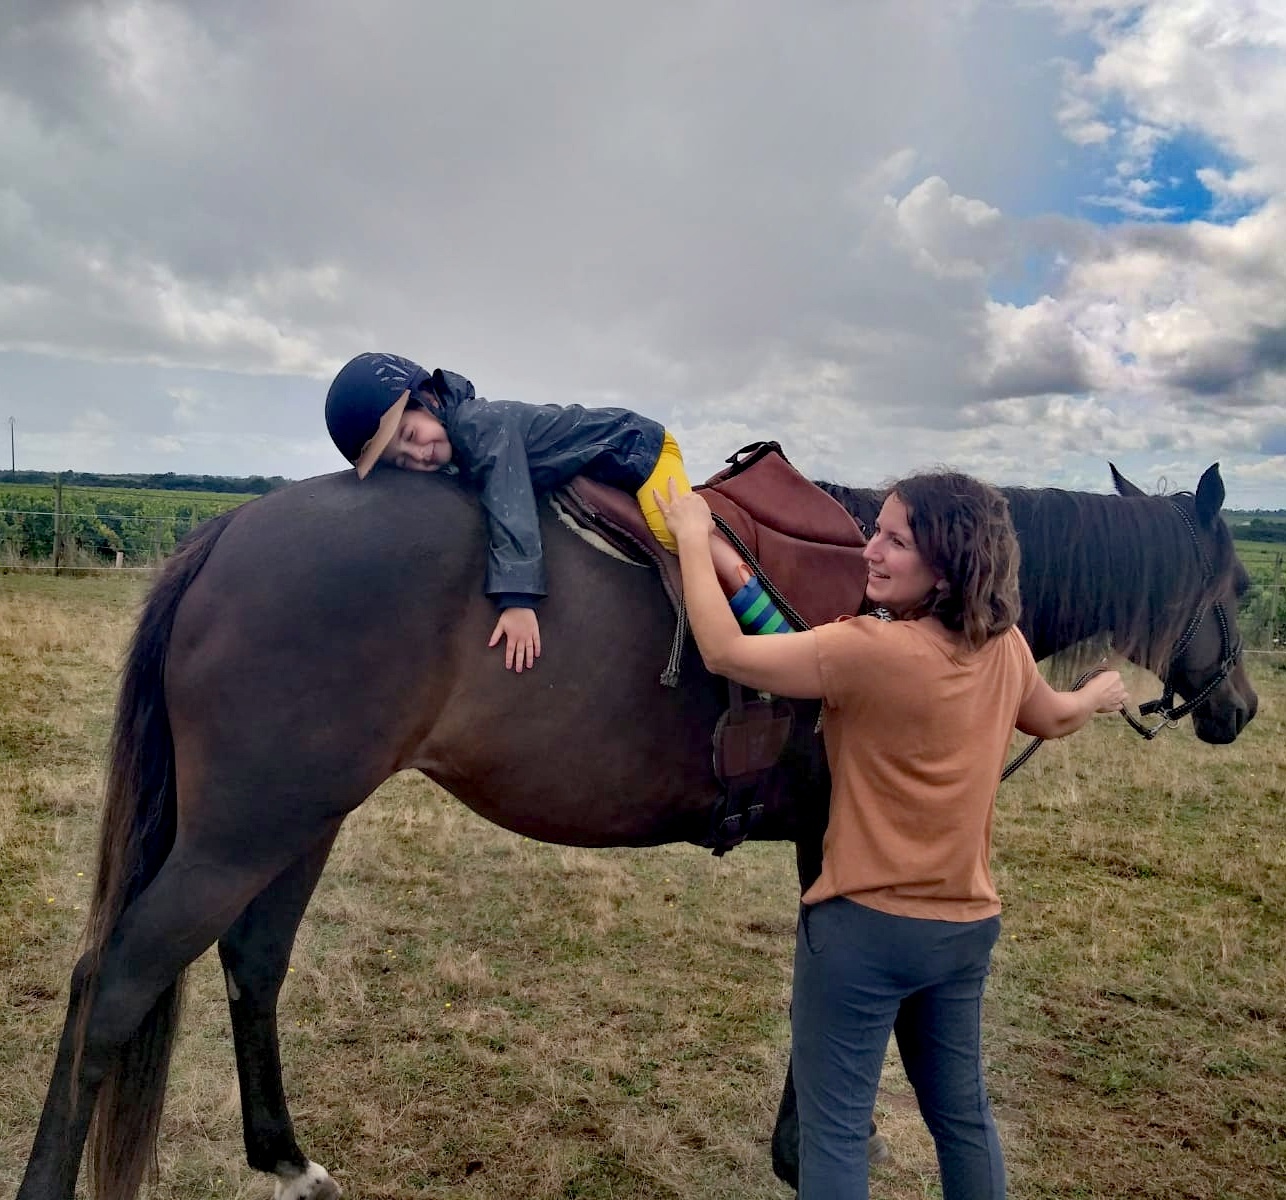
<box><xmin>700</xmin><ymin>443</ymin><xmax>868</xmax><ymax>629</ymax></box>
<box><xmin>713</xmin><ymin>695</ymin><xmax>795</xmax><ymax>781</ymax></box>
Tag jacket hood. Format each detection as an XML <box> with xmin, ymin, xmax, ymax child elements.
<box><xmin>427</xmin><ymin>367</ymin><xmax>477</xmax><ymax>421</ymax></box>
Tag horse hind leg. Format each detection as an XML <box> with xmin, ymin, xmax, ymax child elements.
<box><xmin>218</xmin><ymin>825</ymin><xmax>343</xmax><ymax>1200</ymax></box>
<box><xmin>19</xmin><ymin>845</ymin><xmax>309</xmax><ymax>1200</ymax></box>
<box><xmin>16</xmin><ymin>955</ymin><xmax>109</xmax><ymax>1200</ymax></box>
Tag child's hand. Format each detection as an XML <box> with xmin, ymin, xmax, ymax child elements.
<box><xmin>489</xmin><ymin>607</ymin><xmax>541</xmax><ymax>673</ymax></box>
<box><xmin>654</xmin><ymin>478</ymin><xmax>713</xmax><ymax>543</ymax></box>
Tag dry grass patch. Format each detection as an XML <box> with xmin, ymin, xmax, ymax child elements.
<box><xmin>2</xmin><ymin>573</ymin><xmax>1284</xmax><ymax>1199</ymax></box>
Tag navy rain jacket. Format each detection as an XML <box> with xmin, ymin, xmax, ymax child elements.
<box><xmin>428</xmin><ymin>369</ymin><xmax>666</xmax><ymax>606</ymax></box>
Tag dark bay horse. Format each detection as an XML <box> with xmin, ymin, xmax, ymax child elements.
<box><xmin>17</xmin><ymin>462</ymin><xmax>1256</xmax><ymax>1200</ymax></box>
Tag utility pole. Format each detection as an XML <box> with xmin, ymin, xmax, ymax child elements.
<box><xmin>7</xmin><ymin>416</ymin><xmax>12</xmax><ymax>472</ymax></box>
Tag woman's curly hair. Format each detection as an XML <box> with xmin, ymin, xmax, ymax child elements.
<box><xmin>890</xmin><ymin>471</ymin><xmax>1022</xmax><ymax>652</ymax></box>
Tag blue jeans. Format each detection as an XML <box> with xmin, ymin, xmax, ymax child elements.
<box><xmin>792</xmin><ymin>897</ymin><xmax>1004</xmax><ymax>1200</ymax></box>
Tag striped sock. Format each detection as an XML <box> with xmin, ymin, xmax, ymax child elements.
<box><xmin>729</xmin><ymin>576</ymin><xmax>791</xmax><ymax>634</ymax></box>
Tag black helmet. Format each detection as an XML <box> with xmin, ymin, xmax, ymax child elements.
<box><xmin>325</xmin><ymin>352</ymin><xmax>433</xmax><ymax>478</ymax></box>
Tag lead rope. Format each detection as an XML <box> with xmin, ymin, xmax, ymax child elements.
<box><xmin>660</xmin><ymin>599</ymin><xmax>687</xmax><ymax>687</ymax></box>
<box><xmin>1000</xmin><ymin>664</ymin><xmax>1111</xmax><ymax>781</ymax></box>
<box><xmin>666</xmin><ymin>517</ymin><xmax>1212</xmax><ymax>766</ymax></box>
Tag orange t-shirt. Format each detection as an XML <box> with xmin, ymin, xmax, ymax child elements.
<box><xmin>801</xmin><ymin>616</ymin><xmax>1039</xmax><ymax>921</ymax></box>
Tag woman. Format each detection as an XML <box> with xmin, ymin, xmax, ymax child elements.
<box><xmin>656</xmin><ymin>471</ymin><xmax>1127</xmax><ymax>1200</ymax></box>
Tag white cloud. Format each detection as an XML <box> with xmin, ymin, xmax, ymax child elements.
<box><xmin>983</xmin><ymin>199</ymin><xmax>1286</xmax><ymax>419</ymax></box>
<box><xmin>146</xmin><ymin>434</ymin><xmax>184</xmax><ymax>454</ymax></box>
<box><xmin>1</xmin><ymin>0</ymin><xmax>1286</xmax><ymax>505</ymax></box>
<box><xmin>1044</xmin><ymin>0</ymin><xmax>1286</xmax><ymax>202</ymax></box>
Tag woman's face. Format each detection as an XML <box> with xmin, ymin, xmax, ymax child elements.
<box><xmin>862</xmin><ymin>493</ymin><xmax>943</xmax><ymax>617</ymax></box>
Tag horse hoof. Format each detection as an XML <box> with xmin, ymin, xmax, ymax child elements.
<box><xmin>274</xmin><ymin>1160</ymin><xmax>342</xmax><ymax>1200</ymax></box>
<box><xmin>868</xmin><ymin>1132</ymin><xmax>891</xmax><ymax>1165</ymax></box>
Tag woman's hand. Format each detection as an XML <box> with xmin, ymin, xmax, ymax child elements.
<box><xmin>489</xmin><ymin>607</ymin><xmax>541</xmax><ymax>673</ymax></box>
<box><xmin>654</xmin><ymin>478</ymin><xmax>714</xmax><ymax>544</ymax></box>
<box><xmin>1086</xmin><ymin>669</ymin><xmax>1128</xmax><ymax>713</ymax></box>
<box><xmin>1018</xmin><ymin>666</ymin><xmax>1128</xmax><ymax>738</ymax></box>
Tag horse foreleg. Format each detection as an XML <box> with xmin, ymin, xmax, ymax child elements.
<box><xmin>769</xmin><ymin>809</ymin><xmax>826</xmax><ymax>1192</ymax></box>
<box><xmin>770</xmin><ymin>1057</ymin><xmax>801</xmax><ymax>1189</ymax></box>
<box><xmin>218</xmin><ymin>825</ymin><xmax>343</xmax><ymax>1200</ymax></box>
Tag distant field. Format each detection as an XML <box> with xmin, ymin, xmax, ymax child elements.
<box><xmin>1</xmin><ymin>573</ymin><xmax>1282</xmax><ymax>1200</ymax></box>
<box><xmin>0</xmin><ymin>483</ymin><xmax>254</xmax><ymax>567</ymax></box>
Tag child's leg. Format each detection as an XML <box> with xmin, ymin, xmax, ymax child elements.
<box><xmin>636</xmin><ymin>433</ymin><xmax>790</xmax><ymax>633</ymax></box>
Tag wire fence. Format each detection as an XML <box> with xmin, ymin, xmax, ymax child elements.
<box><xmin>0</xmin><ymin>501</ymin><xmax>240</xmax><ymax>572</ymax></box>
<box><xmin>0</xmin><ymin>508</ymin><xmax>181</xmax><ymax>520</ymax></box>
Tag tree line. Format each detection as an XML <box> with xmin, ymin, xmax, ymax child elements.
<box><xmin>2</xmin><ymin>469</ymin><xmax>291</xmax><ymax>495</ymax></box>
<box><xmin>1228</xmin><ymin>518</ymin><xmax>1286</xmax><ymax>543</ymax></box>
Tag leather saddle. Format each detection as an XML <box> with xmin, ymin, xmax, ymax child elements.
<box><xmin>553</xmin><ymin>442</ymin><xmax>868</xmax><ymax>854</ymax></box>
<box><xmin>555</xmin><ymin>441</ymin><xmax>867</xmax><ymax>626</ymax></box>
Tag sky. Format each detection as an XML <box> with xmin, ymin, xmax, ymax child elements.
<box><xmin>2</xmin><ymin>0</ymin><xmax>1286</xmax><ymax>507</ymax></box>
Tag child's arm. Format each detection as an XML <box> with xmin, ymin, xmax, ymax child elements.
<box><xmin>488</xmin><ymin>605</ymin><xmax>541</xmax><ymax>673</ymax></box>
<box><xmin>455</xmin><ymin>404</ymin><xmax>550</xmax><ymax>671</ymax></box>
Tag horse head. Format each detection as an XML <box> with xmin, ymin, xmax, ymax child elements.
<box><xmin>1110</xmin><ymin>462</ymin><xmax>1258</xmax><ymax>744</ymax></box>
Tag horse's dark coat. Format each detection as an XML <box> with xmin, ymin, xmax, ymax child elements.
<box><xmin>17</xmin><ymin>464</ymin><xmax>1257</xmax><ymax>1200</ymax></box>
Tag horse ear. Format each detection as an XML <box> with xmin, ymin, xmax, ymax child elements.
<box><xmin>1110</xmin><ymin>462</ymin><xmax>1147</xmax><ymax>498</ymax></box>
<box><xmin>1195</xmin><ymin>463</ymin><xmax>1225</xmax><ymax>525</ymax></box>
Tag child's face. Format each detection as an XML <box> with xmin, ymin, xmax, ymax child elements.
<box><xmin>381</xmin><ymin>407</ymin><xmax>453</xmax><ymax>472</ymax></box>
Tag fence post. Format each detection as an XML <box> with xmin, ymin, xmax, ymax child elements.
<box><xmin>1272</xmin><ymin>553</ymin><xmax>1282</xmax><ymax>647</ymax></box>
<box><xmin>53</xmin><ymin>474</ymin><xmax>63</xmax><ymax>576</ymax></box>
<box><xmin>115</xmin><ymin>550</ymin><xmax>124</xmax><ymax>569</ymax></box>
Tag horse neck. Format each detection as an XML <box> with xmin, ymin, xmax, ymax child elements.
<box><xmin>814</xmin><ymin>482</ymin><xmax>881</xmax><ymax>536</ymax></box>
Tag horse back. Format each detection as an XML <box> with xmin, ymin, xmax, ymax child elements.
<box><xmin>161</xmin><ymin>470</ymin><xmax>785</xmax><ymax>849</ymax></box>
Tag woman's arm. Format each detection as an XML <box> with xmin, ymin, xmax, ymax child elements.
<box><xmin>656</xmin><ymin>483</ymin><xmax>825</xmax><ymax>699</ymax></box>
<box><xmin>1016</xmin><ymin>670</ymin><xmax>1127</xmax><ymax>739</ymax></box>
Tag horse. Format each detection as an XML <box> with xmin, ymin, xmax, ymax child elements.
<box><xmin>16</xmin><ymin>461</ymin><xmax>1256</xmax><ymax>1200</ymax></box>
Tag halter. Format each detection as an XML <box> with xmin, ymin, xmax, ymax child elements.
<box><xmin>1120</xmin><ymin>499</ymin><xmax>1244</xmax><ymax>740</ymax></box>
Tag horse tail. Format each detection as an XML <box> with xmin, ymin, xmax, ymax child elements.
<box><xmin>76</xmin><ymin>507</ymin><xmax>240</xmax><ymax>1200</ymax></box>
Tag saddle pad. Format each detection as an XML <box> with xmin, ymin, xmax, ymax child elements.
<box><xmin>551</xmin><ymin>477</ymin><xmax>683</xmax><ymax>610</ymax></box>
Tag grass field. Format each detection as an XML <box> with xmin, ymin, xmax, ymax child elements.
<box><xmin>1</xmin><ymin>573</ymin><xmax>1283</xmax><ymax>1199</ymax></box>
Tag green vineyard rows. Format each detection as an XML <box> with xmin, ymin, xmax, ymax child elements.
<box><xmin>0</xmin><ymin>483</ymin><xmax>255</xmax><ymax>568</ymax></box>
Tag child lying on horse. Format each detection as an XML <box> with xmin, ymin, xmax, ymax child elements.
<box><xmin>325</xmin><ymin>352</ymin><xmax>787</xmax><ymax>672</ymax></box>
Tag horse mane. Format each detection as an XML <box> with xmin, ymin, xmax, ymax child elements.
<box><xmin>816</xmin><ymin>479</ymin><xmax>1231</xmax><ymax>679</ymax></box>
